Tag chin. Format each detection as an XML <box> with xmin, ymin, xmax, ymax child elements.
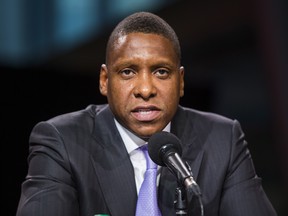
<box><xmin>134</xmin><ymin>128</ymin><xmax>162</xmax><ymax>139</ymax></box>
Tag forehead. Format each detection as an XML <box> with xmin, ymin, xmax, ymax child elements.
<box><xmin>115</xmin><ymin>32</ymin><xmax>172</xmax><ymax>47</ymax></box>
<box><xmin>108</xmin><ymin>32</ymin><xmax>178</xmax><ymax>63</ymax></box>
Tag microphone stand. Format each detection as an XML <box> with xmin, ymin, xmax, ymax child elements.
<box><xmin>174</xmin><ymin>186</ymin><xmax>188</xmax><ymax>215</ymax></box>
<box><xmin>173</xmin><ymin>162</ymin><xmax>204</xmax><ymax>216</ymax></box>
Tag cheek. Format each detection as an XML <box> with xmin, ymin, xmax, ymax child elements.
<box><xmin>164</xmin><ymin>81</ymin><xmax>181</xmax><ymax>97</ymax></box>
<box><xmin>107</xmin><ymin>80</ymin><xmax>131</xmax><ymax>104</ymax></box>
<box><xmin>161</xmin><ymin>83</ymin><xmax>181</xmax><ymax>107</ymax></box>
<box><xmin>160</xmin><ymin>89</ymin><xmax>178</xmax><ymax>106</ymax></box>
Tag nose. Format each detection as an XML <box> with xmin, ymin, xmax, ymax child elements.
<box><xmin>134</xmin><ymin>72</ymin><xmax>156</xmax><ymax>100</ymax></box>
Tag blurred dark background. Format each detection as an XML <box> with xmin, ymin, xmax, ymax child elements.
<box><xmin>1</xmin><ymin>0</ymin><xmax>287</xmax><ymax>215</ymax></box>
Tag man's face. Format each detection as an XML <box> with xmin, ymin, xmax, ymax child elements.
<box><xmin>100</xmin><ymin>32</ymin><xmax>184</xmax><ymax>138</ymax></box>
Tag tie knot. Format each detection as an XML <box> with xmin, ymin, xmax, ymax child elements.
<box><xmin>141</xmin><ymin>145</ymin><xmax>157</xmax><ymax>169</ymax></box>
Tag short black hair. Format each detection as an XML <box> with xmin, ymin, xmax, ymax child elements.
<box><xmin>106</xmin><ymin>11</ymin><xmax>181</xmax><ymax>63</ymax></box>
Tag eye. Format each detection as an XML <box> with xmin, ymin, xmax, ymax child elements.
<box><xmin>154</xmin><ymin>69</ymin><xmax>170</xmax><ymax>79</ymax></box>
<box><xmin>120</xmin><ymin>69</ymin><xmax>135</xmax><ymax>79</ymax></box>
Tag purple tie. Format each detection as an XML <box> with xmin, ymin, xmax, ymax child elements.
<box><xmin>135</xmin><ymin>145</ymin><xmax>162</xmax><ymax>216</ymax></box>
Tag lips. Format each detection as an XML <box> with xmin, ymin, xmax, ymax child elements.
<box><xmin>131</xmin><ymin>106</ymin><xmax>161</xmax><ymax>122</ymax></box>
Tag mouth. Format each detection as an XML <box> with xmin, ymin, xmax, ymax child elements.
<box><xmin>131</xmin><ymin>106</ymin><xmax>161</xmax><ymax>122</ymax></box>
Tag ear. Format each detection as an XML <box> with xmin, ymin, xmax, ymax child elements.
<box><xmin>99</xmin><ymin>64</ymin><xmax>108</xmax><ymax>96</ymax></box>
<box><xmin>179</xmin><ymin>66</ymin><xmax>185</xmax><ymax>97</ymax></box>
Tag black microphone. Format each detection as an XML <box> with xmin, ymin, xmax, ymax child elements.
<box><xmin>148</xmin><ymin>131</ymin><xmax>201</xmax><ymax>195</ymax></box>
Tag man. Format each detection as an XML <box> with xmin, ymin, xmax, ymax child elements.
<box><xmin>16</xmin><ymin>12</ymin><xmax>277</xmax><ymax>216</ymax></box>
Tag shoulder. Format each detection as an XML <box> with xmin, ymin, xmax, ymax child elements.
<box><xmin>31</xmin><ymin>104</ymin><xmax>109</xmax><ymax>135</ymax></box>
<box><xmin>173</xmin><ymin>105</ymin><xmax>244</xmax><ymax>145</ymax></box>
<box><xmin>177</xmin><ymin>105</ymin><xmax>236</xmax><ymax>126</ymax></box>
<box><xmin>47</xmin><ymin>104</ymin><xmax>108</xmax><ymax>124</ymax></box>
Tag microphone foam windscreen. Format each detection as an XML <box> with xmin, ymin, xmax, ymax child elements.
<box><xmin>148</xmin><ymin>131</ymin><xmax>182</xmax><ymax>166</ymax></box>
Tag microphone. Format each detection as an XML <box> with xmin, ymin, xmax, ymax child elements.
<box><xmin>148</xmin><ymin>131</ymin><xmax>201</xmax><ymax>195</ymax></box>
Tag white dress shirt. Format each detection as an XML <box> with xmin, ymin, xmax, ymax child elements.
<box><xmin>114</xmin><ymin>119</ymin><xmax>171</xmax><ymax>194</ymax></box>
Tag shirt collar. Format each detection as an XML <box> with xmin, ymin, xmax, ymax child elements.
<box><xmin>114</xmin><ymin>119</ymin><xmax>171</xmax><ymax>154</ymax></box>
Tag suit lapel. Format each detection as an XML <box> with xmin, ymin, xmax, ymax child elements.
<box><xmin>90</xmin><ymin>106</ymin><xmax>137</xmax><ymax>215</ymax></box>
<box><xmin>171</xmin><ymin>105</ymin><xmax>205</xmax><ymax>182</ymax></box>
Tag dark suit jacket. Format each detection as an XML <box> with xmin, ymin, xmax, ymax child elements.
<box><xmin>16</xmin><ymin>104</ymin><xmax>277</xmax><ymax>216</ymax></box>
